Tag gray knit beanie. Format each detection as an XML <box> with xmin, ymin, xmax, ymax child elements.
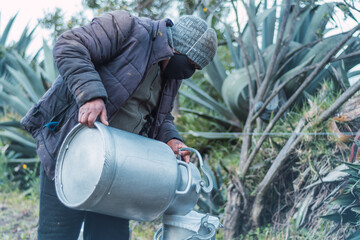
<box><xmin>167</xmin><ymin>15</ymin><xmax>217</xmax><ymax>69</ymax></box>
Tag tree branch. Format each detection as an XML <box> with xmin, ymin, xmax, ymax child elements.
<box><xmin>254</xmin><ymin>0</ymin><xmax>291</xmax><ymax>103</ymax></box>
<box><xmin>251</xmin><ymin>77</ymin><xmax>360</xmax><ymax>225</ymax></box>
<box><xmin>331</xmin><ymin>50</ymin><xmax>360</xmax><ymax>63</ymax></box>
<box><xmin>251</xmin><ymin>65</ymin><xmax>316</xmax><ymax>122</ymax></box>
<box><xmin>238</xmin><ymin>0</ymin><xmax>265</xmax><ymax>87</ymax></box>
<box><xmin>267</xmin><ymin>1</ymin><xmax>300</xmax><ymax>98</ymax></box>
<box><xmin>241</xmin><ymin>23</ymin><xmax>360</xmax><ymax>176</ymax></box>
<box><xmin>253</xmin><ymin>1</ymin><xmax>301</xmax><ymax>115</ymax></box>
<box><xmin>228</xmin><ymin>1</ymin><xmax>255</xmax><ymax>102</ymax></box>
<box><xmin>136</xmin><ymin>0</ymin><xmax>154</xmax><ymax>12</ymax></box>
<box><xmin>284</xmin><ymin>37</ymin><xmax>324</xmax><ymax>61</ymax></box>
<box><xmin>343</xmin><ymin>0</ymin><xmax>360</xmax><ymax>13</ymax></box>
<box><xmin>239</xmin><ymin>0</ymin><xmax>291</xmax><ymax>172</ymax></box>
<box><xmin>251</xmin><ymin>117</ymin><xmax>306</xmax><ymax>226</ymax></box>
<box><xmin>204</xmin><ymin>2</ymin><xmax>256</xmax><ymax>105</ymax></box>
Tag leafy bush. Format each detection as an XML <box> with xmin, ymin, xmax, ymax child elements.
<box><xmin>0</xmin><ymin>14</ymin><xmax>58</xmax><ymax>190</ymax></box>
<box><xmin>320</xmin><ymin>162</ymin><xmax>360</xmax><ymax>240</ymax></box>
<box><xmin>179</xmin><ymin>1</ymin><xmax>360</xmax><ymax>238</ymax></box>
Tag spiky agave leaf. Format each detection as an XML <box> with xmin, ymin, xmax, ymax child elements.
<box><xmin>41</xmin><ymin>40</ymin><xmax>58</xmax><ymax>84</ymax></box>
<box><xmin>180</xmin><ymin>108</ymin><xmax>242</xmax><ymax>130</ymax></box>
<box><xmin>0</xmin><ymin>12</ymin><xmax>18</xmax><ymax>46</ymax></box>
<box><xmin>8</xmin><ymin>50</ymin><xmax>46</xmax><ymax>96</ymax></box>
<box><xmin>302</xmin><ymin>3</ymin><xmax>335</xmax><ymax>44</ymax></box>
<box><xmin>0</xmin><ymin>90</ymin><xmax>29</xmax><ymax>116</ymax></box>
<box><xmin>221</xmin><ymin>68</ymin><xmax>252</xmax><ymax>121</ymax></box>
<box><xmin>0</xmin><ymin>27</ymin><xmax>56</xmax><ymax>163</ymax></box>
<box><xmin>182</xmin><ymin>80</ymin><xmax>237</xmax><ymax>121</ymax></box>
<box><xmin>181</xmin><ymin>1</ymin><xmax>360</xmax><ymax>151</ymax></box>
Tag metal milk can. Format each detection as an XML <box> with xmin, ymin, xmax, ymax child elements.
<box><xmin>55</xmin><ymin>122</ymin><xmax>212</xmax><ymax>221</ymax></box>
<box><xmin>165</xmin><ymin>148</ymin><xmax>213</xmax><ymax>215</ymax></box>
<box><xmin>154</xmin><ymin>211</ymin><xmax>221</xmax><ymax>240</ymax></box>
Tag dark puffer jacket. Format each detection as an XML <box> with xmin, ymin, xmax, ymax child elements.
<box><xmin>20</xmin><ymin>10</ymin><xmax>183</xmax><ymax>179</ymax></box>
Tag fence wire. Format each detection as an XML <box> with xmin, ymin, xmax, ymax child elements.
<box><xmin>180</xmin><ymin>131</ymin><xmax>360</xmax><ymax>138</ymax></box>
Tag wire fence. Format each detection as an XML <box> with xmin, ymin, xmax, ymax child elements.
<box><xmin>180</xmin><ymin>131</ymin><xmax>360</xmax><ymax>138</ymax></box>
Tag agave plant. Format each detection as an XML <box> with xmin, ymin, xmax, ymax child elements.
<box><xmin>179</xmin><ymin>0</ymin><xmax>360</xmax><ymax>238</ymax></box>
<box><xmin>0</xmin><ymin>13</ymin><xmax>37</xmax><ymax>78</ymax></box>
<box><xmin>183</xmin><ymin>1</ymin><xmax>359</xmax><ymax>135</ymax></box>
<box><xmin>0</xmin><ymin>37</ymin><xmax>58</xmax><ymax>162</ymax></box>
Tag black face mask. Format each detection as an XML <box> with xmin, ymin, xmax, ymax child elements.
<box><xmin>163</xmin><ymin>53</ymin><xmax>196</xmax><ymax>80</ymax></box>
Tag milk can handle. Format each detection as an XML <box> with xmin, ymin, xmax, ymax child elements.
<box><xmin>153</xmin><ymin>227</ymin><xmax>162</xmax><ymax>240</ymax></box>
<box><xmin>175</xmin><ymin>161</ymin><xmax>192</xmax><ymax>195</ymax></box>
<box><xmin>179</xmin><ymin>148</ymin><xmax>213</xmax><ymax>193</ymax></box>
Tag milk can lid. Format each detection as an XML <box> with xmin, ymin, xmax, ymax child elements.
<box><xmin>56</xmin><ymin>125</ymin><xmax>105</xmax><ymax>207</ymax></box>
<box><xmin>163</xmin><ymin>210</ymin><xmax>221</xmax><ymax>232</ymax></box>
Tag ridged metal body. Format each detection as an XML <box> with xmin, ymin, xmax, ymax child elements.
<box><xmin>165</xmin><ymin>162</ymin><xmax>202</xmax><ymax>215</ymax></box>
<box><xmin>55</xmin><ymin>122</ymin><xmax>193</xmax><ymax>221</ymax></box>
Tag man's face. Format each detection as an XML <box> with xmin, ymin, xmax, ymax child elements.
<box><xmin>162</xmin><ymin>51</ymin><xmax>198</xmax><ymax>80</ymax></box>
<box><xmin>174</xmin><ymin>50</ymin><xmax>200</xmax><ymax>70</ymax></box>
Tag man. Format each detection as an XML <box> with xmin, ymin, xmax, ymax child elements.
<box><xmin>21</xmin><ymin>10</ymin><xmax>217</xmax><ymax>240</ymax></box>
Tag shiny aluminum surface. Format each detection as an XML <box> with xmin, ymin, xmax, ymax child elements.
<box><xmin>154</xmin><ymin>211</ymin><xmax>219</xmax><ymax>240</ymax></box>
<box><xmin>56</xmin><ymin>122</ymin><xmax>180</xmax><ymax>221</ymax></box>
<box><xmin>165</xmin><ymin>162</ymin><xmax>202</xmax><ymax>215</ymax></box>
<box><xmin>59</xmin><ymin>127</ymin><xmax>105</xmax><ymax>206</ymax></box>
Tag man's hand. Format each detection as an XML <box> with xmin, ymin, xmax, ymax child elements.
<box><xmin>78</xmin><ymin>98</ymin><xmax>109</xmax><ymax>127</ymax></box>
<box><xmin>167</xmin><ymin>139</ymin><xmax>190</xmax><ymax>163</ymax></box>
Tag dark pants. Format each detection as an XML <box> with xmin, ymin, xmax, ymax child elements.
<box><xmin>38</xmin><ymin>167</ymin><xmax>130</xmax><ymax>240</ymax></box>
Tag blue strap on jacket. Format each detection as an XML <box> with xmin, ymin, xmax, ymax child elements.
<box><xmin>44</xmin><ymin>122</ymin><xmax>59</xmax><ymax>131</ymax></box>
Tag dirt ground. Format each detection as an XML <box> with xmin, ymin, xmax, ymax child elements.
<box><xmin>0</xmin><ymin>190</ymin><xmax>160</xmax><ymax>240</ymax></box>
<box><xmin>0</xmin><ymin>191</ymin><xmax>38</xmax><ymax>240</ymax></box>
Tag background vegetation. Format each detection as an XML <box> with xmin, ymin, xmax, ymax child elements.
<box><xmin>1</xmin><ymin>0</ymin><xmax>360</xmax><ymax>239</ymax></box>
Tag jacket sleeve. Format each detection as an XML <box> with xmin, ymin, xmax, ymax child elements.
<box><xmin>53</xmin><ymin>10</ymin><xmax>134</xmax><ymax>107</ymax></box>
<box><xmin>156</xmin><ymin>113</ymin><xmax>183</xmax><ymax>143</ymax></box>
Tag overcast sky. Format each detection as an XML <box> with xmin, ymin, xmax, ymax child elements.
<box><xmin>0</xmin><ymin>0</ymin><xmax>85</xmax><ymax>54</ymax></box>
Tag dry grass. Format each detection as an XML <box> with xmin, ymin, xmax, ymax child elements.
<box><xmin>0</xmin><ymin>191</ymin><xmax>38</xmax><ymax>240</ymax></box>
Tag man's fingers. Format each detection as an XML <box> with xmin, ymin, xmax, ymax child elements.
<box><xmin>100</xmin><ymin>109</ymin><xmax>109</xmax><ymax>126</ymax></box>
<box><xmin>167</xmin><ymin>139</ymin><xmax>191</xmax><ymax>163</ymax></box>
<box><xmin>78</xmin><ymin>108</ymin><xmax>86</xmax><ymax>122</ymax></box>
<box><xmin>182</xmin><ymin>154</ymin><xmax>190</xmax><ymax>163</ymax></box>
<box><xmin>87</xmin><ymin>112</ymin><xmax>98</xmax><ymax>127</ymax></box>
<box><xmin>79</xmin><ymin>111</ymin><xmax>90</xmax><ymax>126</ymax></box>
<box><xmin>180</xmin><ymin>150</ymin><xmax>191</xmax><ymax>163</ymax></box>
<box><xmin>179</xmin><ymin>149</ymin><xmax>190</xmax><ymax>156</ymax></box>
<box><xmin>78</xmin><ymin>99</ymin><xmax>108</xmax><ymax>127</ymax></box>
